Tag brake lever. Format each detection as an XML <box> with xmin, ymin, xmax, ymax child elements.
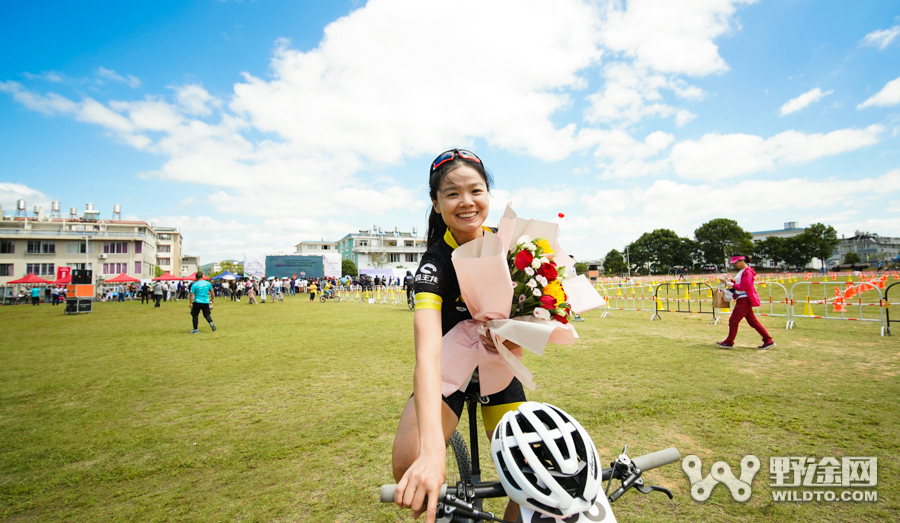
<box><xmin>634</xmin><ymin>478</ymin><xmax>674</xmax><ymax>499</ymax></box>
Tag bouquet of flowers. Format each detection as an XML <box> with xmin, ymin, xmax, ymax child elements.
<box><xmin>440</xmin><ymin>204</ymin><xmax>605</xmax><ymax>397</ymax></box>
<box><xmin>509</xmin><ymin>235</ymin><xmax>573</xmax><ymax>324</ymax></box>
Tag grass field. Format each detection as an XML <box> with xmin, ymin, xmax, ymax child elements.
<box><xmin>1</xmin><ymin>293</ymin><xmax>898</xmax><ymax>522</ymax></box>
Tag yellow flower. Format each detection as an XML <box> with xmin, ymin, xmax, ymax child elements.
<box><xmin>535</xmin><ymin>238</ymin><xmax>555</xmax><ymax>255</ymax></box>
<box><xmin>544</xmin><ymin>280</ymin><xmax>566</xmax><ymax>304</ymax></box>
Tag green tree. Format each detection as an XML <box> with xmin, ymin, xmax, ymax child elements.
<box><xmin>153</xmin><ymin>265</ymin><xmax>164</xmax><ymax>277</ymax></box>
<box><xmin>573</xmin><ymin>262</ymin><xmax>588</xmax><ymax>276</ymax></box>
<box><xmin>694</xmin><ymin>218</ymin><xmax>754</xmax><ymax>266</ymax></box>
<box><xmin>754</xmin><ymin>236</ymin><xmax>789</xmax><ymax>269</ymax></box>
<box><xmin>603</xmin><ymin>249</ymin><xmax>627</xmax><ymax>275</ymax></box>
<box><xmin>211</xmin><ymin>261</ymin><xmax>243</xmax><ymax>277</ymax></box>
<box><xmin>341</xmin><ymin>258</ymin><xmax>358</xmax><ymax>277</ymax></box>
<box><xmin>628</xmin><ymin>229</ymin><xmax>690</xmax><ymax>273</ymax></box>
<box><xmin>802</xmin><ymin>223</ymin><xmax>840</xmax><ymax>271</ymax></box>
<box><xmin>844</xmin><ymin>252</ymin><xmax>861</xmax><ymax>265</ymax></box>
<box><xmin>782</xmin><ymin>235</ymin><xmax>814</xmax><ymax>269</ymax></box>
<box><xmin>369</xmin><ymin>253</ymin><xmax>388</xmax><ymax>268</ymax></box>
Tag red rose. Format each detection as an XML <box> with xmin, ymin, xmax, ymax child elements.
<box><xmin>537</xmin><ymin>263</ymin><xmax>558</xmax><ymax>281</ymax></box>
<box><xmin>539</xmin><ymin>295</ymin><xmax>556</xmax><ymax>309</ymax></box>
<box><xmin>552</xmin><ymin>313</ymin><xmax>569</xmax><ymax>324</ymax></box>
<box><xmin>514</xmin><ymin>249</ymin><xmax>534</xmax><ymax>270</ymax></box>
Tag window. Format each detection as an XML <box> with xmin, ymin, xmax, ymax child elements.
<box><xmin>67</xmin><ymin>263</ymin><xmax>92</xmax><ymax>270</ymax></box>
<box><xmin>405</xmin><ymin>253</ymin><xmax>418</xmax><ymax>263</ymax></box>
<box><xmin>358</xmin><ymin>241</ymin><xmax>368</xmax><ymax>247</ymax></box>
<box><xmin>26</xmin><ymin>241</ymin><xmax>55</xmax><ymax>254</ymax></box>
<box><xmin>157</xmin><ymin>258</ymin><xmax>171</xmax><ymax>266</ymax></box>
<box><xmin>135</xmin><ymin>261</ymin><xmax>142</xmax><ymax>274</ymax></box>
<box><xmin>158</xmin><ymin>244</ymin><xmax>171</xmax><ymax>253</ymax></box>
<box><xmin>67</xmin><ymin>241</ymin><xmax>93</xmax><ymax>254</ymax></box>
<box><xmin>135</xmin><ymin>242</ymin><xmax>142</xmax><ymax>254</ymax></box>
<box><xmin>103</xmin><ymin>242</ymin><xmax>128</xmax><ymax>254</ymax></box>
<box><xmin>0</xmin><ymin>240</ymin><xmax>13</xmax><ymax>254</ymax></box>
<box><xmin>406</xmin><ymin>241</ymin><xmax>415</xmax><ymax>247</ymax></box>
<box><xmin>103</xmin><ymin>263</ymin><xmax>127</xmax><ymax>275</ymax></box>
<box><xmin>158</xmin><ymin>234</ymin><xmax>172</xmax><ymax>241</ymax></box>
<box><xmin>0</xmin><ymin>264</ymin><xmax>12</xmax><ymax>276</ymax></box>
<box><xmin>25</xmin><ymin>263</ymin><xmax>54</xmax><ymax>276</ymax></box>
<box><xmin>390</xmin><ymin>253</ymin><xmax>401</xmax><ymax>263</ymax></box>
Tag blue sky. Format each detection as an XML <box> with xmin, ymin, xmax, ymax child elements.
<box><xmin>1</xmin><ymin>0</ymin><xmax>898</xmax><ymax>263</ymax></box>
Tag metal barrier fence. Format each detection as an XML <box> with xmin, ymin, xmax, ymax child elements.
<box><xmin>716</xmin><ymin>281</ymin><xmax>793</xmax><ymax>329</ymax></box>
<box><xmin>650</xmin><ymin>282</ymin><xmax>718</xmax><ymax>324</ymax></box>
<box><xmin>788</xmin><ymin>281</ymin><xmax>886</xmax><ymax>336</ymax></box>
<box><xmin>593</xmin><ymin>282</ymin><xmax>656</xmax><ymax>318</ymax></box>
<box><xmin>887</xmin><ymin>282</ymin><xmax>898</xmax><ymax>336</ymax></box>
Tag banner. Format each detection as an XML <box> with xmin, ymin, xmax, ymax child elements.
<box><xmin>57</xmin><ymin>266</ymin><xmax>72</xmax><ymax>282</ymax></box>
<box><xmin>243</xmin><ymin>253</ymin><xmax>266</xmax><ymax>278</ymax></box>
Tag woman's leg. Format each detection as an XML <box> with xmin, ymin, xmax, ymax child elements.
<box><xmin>723</xmin><ymin>299</ymin><xmax>750</xmax><ymax>344</ymax></box>
<box><xmin>743</xmin><ymin>307</ymin><xmax>773</xmax><ymax>343</ymax></box>
<box><xmin>392</xmin><ymin>397</ymin><xmax>460</xmax><ymax>482</ymax></box>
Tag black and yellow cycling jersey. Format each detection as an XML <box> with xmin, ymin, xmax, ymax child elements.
<box><xmin>412</xmin><ymin>225</ymin><xmax>526</xmax><ymax>433</ymax></box>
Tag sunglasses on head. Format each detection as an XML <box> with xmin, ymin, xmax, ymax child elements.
<box><xmin>431</xmin><ymin>149</ymin><xmax>482</xmax><ymax>172</ymax></box>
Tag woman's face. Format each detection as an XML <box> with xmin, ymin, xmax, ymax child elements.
<box><xmin>432</xmin><ymin>164</ymin><xmax>490</xmax><ymax>244</ymax></box>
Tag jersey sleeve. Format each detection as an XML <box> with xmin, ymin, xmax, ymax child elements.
<box><xmin>414</xmin><ymin>253</ymin><xmax>445</xmax><ymax>311</ymax></box>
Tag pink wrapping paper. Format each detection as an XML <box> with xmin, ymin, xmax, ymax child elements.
<box><xmin>440</xmin><ymin>204</ymin><xmax>606</xmax><ymax>397</ymax></box>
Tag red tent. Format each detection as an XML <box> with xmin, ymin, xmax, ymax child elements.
<box><xmin>53</xmin><ymin>274</ymin><xmax>72</xmax><ymax>284</ymax></box>
<box><xmin>105</xmin><ymin>273</ymin><xmax>140</xmax><ymax>283</ymax></box>
<box><xmin>8</xmin><ymin>273</ymin><xmax>52</xmax><ymax>284</ymax></box>
<box><xmin>182</xmin><ymin>272</ymin><xmax>210</xmax><ymax>281</ymax></box>
<box><xmin>153</xmin><ymin>273</ymin><xmax>182</xmax><ymax>281</ymax></box>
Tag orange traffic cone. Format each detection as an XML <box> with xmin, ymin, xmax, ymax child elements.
<box><xmin>844</xmin><ymin>285</ymin><xmax>855</xmax><ymax>300</ymax></box>
<box><xmin>833</xmin><ymin>288</ymin><xmax>847</xmax><ymax>312</ymax></box>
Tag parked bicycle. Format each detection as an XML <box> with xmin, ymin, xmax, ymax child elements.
<box><xmin>382</xmin><ymin>394</ymin><xmax>679</xmax><ymax>522</ymax></box>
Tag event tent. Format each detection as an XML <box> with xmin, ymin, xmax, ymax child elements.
<box><xmin>8</xmin><ymin>273</ymin><xmax>53</xmax><ymax>284</ymax></box>
<box><xmin>182</xmin><ymin>272</ymin><xmax>210</xmax><ymax>281</ymax></box>
<box><xmin>153</xmin><ymin>273</ymin><xmax>182</xmax><ymax>282</ymax></box>
<box><xmin>53</xmin><ymin>274</ymin><xmax>72</xmax><ymax>285</ymax></box>
<box><xmin>105</xmin><ymin>273</ymin><xmax>140</xmax><ymax>283</ymax></box>
<box><xmin>211</xmin><ymin>270</ymin><xmax>237</xmax><ymax>280</ymax></box>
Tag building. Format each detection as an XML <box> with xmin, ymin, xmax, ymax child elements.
<box><xmin>181</xmin><ymin>255</ymin><xmax>200</xmax><ymax>276</ymax></box>
<box><xmin>0</xmin><ymin>202</ymin><xmax>159</xmax><ymax>284</ymax></box>
<box><xmin>295</xmin><ymin>227</ymin><xmax>427</xmax><ymax>272</ymax></box>
<box><xmin>750</xmin><ymin>222</ymin><xmax>812</xmax><ymax>269</ymax></box>
<box><xmin>153</xmin><ymin>225</ymin><xmax>184</xmax><ymax>277</ymax></box>
<box><xmin>826</xmin><ymin>232</ymin><xmax>900</xmax><ymax>268</ymax></box>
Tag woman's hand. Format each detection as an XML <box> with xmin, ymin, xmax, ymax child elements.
<box><xmin>480</xmin><ymin>327</ymin><xmax>520</xmax><ymax>354</ymax></box>
<box><xmin>394</xmin><ymin>450</ymin><xmax>446</xmax><ymax>522</ymax></box>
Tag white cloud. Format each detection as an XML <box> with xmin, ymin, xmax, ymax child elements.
<box><xmin>0</xmin><ymin>182</ymin><xmax>52</xmax><ymax>215</ymax></box>
<box><xmin>862</xmin><ymin>26</ymin><xmax>900</xmax><ymax>50</ymax></box>
<box><xmin>598</xmin><ymin>0</ymin><xmax>758</xmax><ymax>76</ymax></box>
<box><xmin>22</xmin><ymin>71</ymin><xmax>64</xmax><ymax>82</ymax></box>
<box><xmin>779</xmin><ymin>87</ymin><xmax>833</xmax><ymax>116</ymax></box>
<box><xmin>173</xmin><ymin>84</ymin><xmax>221</xmax><ymax>116</ymax></box>
<box><xmin>670</xmin><ymin>125</ymin><xmax>882</xmax><ymax>179</ymax></box>
<box><xmin>592</xmin><ymin>129</ymin><xmax>674</xmax><ymax>178</ymax></box>
<box><xmin>96</xmin><ymin>67</ymin><xmax>142</xmax><ymax>88</ymax></box>
<box><xmin>858</xmin><ymin>77</ymin><xmax>900</xmax><ymax>109</ymax></box>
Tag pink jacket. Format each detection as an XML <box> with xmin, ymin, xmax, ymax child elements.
<box><xmin>731</xmin><ymin>266</ymin><xmax>761</xmax><ymax>307</ymax></box>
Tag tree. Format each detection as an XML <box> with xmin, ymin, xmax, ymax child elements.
<box><xmin>603</xmin><ymin>249</ymin><xmax>627</xmax><ymax>275</ymax></box>
<box><xmin>341</xmin><ymin>258</ymin><xmax>358</xmax><ymax>277</ymax></box>
<box><xmin>628</xmin><ymin>229</ymin><xmax>690</xmax><ymax>274</ymax></box>
<box><xmin>573</xmin><ymin>262</ymin><xmax>588</xmax><ymax>276</ymax></box>
<box><xmin>694</xmin><ymin>219</ymin><xmax>754</xmax><ymax>266</ymax></box>
<box><xmin>782</xmin><ymin>235</ymin><xmax>814</xmax><ymax>270</ymax></box>
<box><xmin>802</xmin><ymin>223</ymin><xmax>840</xmax><ymax>271</ymax></box>
<box><xmin>211</xmin><ymin>261</ymin><xmax>243</xmax><ymax>277</ymax></box>
<box><xmin>755</xmin><ymin>236</ymin><xmax>789</xmax><ymax>269</ymax></box>
<box><xmin>844</xmin><ymin>252</ymin><xmax>861</xmax><ymax>265</ymax></box>
<box><xmin>154</xmin><ymin>265</ymin><xmax>164</xmax><ymax>277</ymax></box>
<box><xmin>369</xmin><ymin>252</ymin><xmax>388</xmax><ymax>268</ymax></box>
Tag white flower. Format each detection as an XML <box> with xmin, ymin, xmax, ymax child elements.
<box><xmin>517</xmin><ymin>235</ymin><xmax>531</xmax><ymax>245</ymax></box>
<box><xmin>526</xmin><ymin>243</ymin><xmax>537</xmax><ymax>252</ymax></box>
<box><xmin>526</xmin><ymin>279</ymin><xmax>537</xmax><ymax>289</ymax></box>
<box><xmin>532</xmin><ymin>288</ymin><xmax>542</xmax><ymax>297</ymax></box>
<box><xmin>518</xmin><ymin>294</ymin><xmax>526</xmax><ymax>303</ymax></box>
<box><xmin>524</xmin><ymin>267</ymin><xmax>535</xmax><ymax>276</ymax></box>
<box><xmin>531</xmin><ymin>258</ymin><xmax>542</xmax><ymax>269</ymax></box>
<box><xmin>533</xmin><ymin>308</ymin><xmax>551</xmax><ymax>320</ymax></box>
<box><xmin>537</xmin><ymin>275</ymin><xmax>548</xmax><ymax>287</ymax></box>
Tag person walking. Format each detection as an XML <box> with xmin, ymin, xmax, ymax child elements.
<box><xmin>189</xmin><ymin>272</ymin><xmax>216</xmax><ymax>334</ymax></box>
<box><xmin>717</xmin><ymin>254</ymin><xmax>776</xmax><ymax>350</ymax></box>
<box><xmin>153</xmin><ymin>280</ymin><xmax>164</xmax><ymax>308</ymax></box>
<box><xmin>51</xmin><ymin>285</ymin><xmax>60</xmax><ymax>306</ymax></box>
<box><xmin>308</xmin><ymin>280</ymin><xmax>317</xmax><ymax>302</ymax></box>
<box><xmin>31</xmin><ymin>285</ymin><xmax>41</xmax><ymax>306</ymax></box>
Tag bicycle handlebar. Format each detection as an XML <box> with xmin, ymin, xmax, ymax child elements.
<box><xmin>380</xmin><ymin>447</ymin><xmax>680</xmax><ymax>503</ymax></box>
<box><xmin>380</xmin><ymin>484</ymin><xmax>448</xmax><ymax>504</ymax></box>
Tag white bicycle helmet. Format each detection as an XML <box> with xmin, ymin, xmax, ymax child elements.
<box><xmin>491</xmin><ymin>402</ymin><xmax>601</xmax><ymax>518</ymax></box>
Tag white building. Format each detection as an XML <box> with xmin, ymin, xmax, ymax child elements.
<box><xmin>295</xmin><ymin>227</ymin><xmax>427</xmax><ymax>272</ymax></box>
<box><xmin>826</xmin><ymin>232</ymin><xmax>900</xmax><ymax>268</ymax></box>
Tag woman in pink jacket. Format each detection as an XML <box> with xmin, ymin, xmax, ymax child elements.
<box><xmin>717</xmin><ymin>254</ymin><xmax>776</xmax><ymax>350</ymax></box>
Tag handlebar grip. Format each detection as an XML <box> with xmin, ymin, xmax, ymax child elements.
<box><xmin>631</xmin><ymin>447</ymin><xmax>680</xmax><ymax>472</ymax></box>
<box><xmin>380</xmin><ymin>484</ymin><xmax>448</xmax><ymax>503</ymax></box>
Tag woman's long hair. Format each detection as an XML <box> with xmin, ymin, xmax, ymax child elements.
<box><xmin>425</xmin><ymin>153</ymin><xmax>494</xmax><ymax>248</ymax></box>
